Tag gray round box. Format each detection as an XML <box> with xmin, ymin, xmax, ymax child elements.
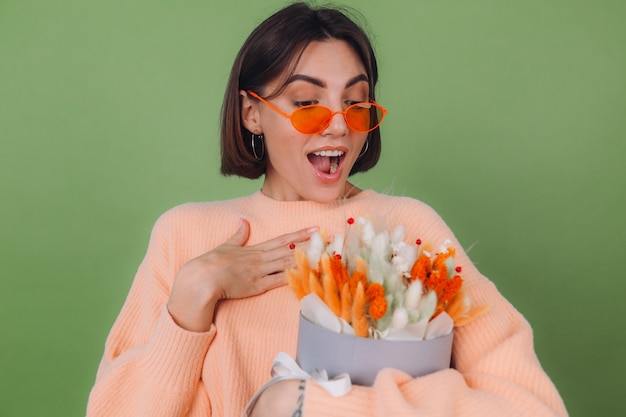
<box><xmin>296</xmin><ymin>314</ymin><xmax>453</xmax><ymax>386</ymax></box>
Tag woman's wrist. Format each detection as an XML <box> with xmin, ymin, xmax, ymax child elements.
<box><xmin>167</xmin><ymin>272</ymin><xmax>222</xmax><ymax>332</ymax></box>
<box><xmin>249</xmin><ymin>379</ymin><xmax>307</xmax><ymax>417</ymax></box>
<box><xmin>166</xmin><ymin>298</ymin><xmax>217</xmax><ymax>332</ymax></box>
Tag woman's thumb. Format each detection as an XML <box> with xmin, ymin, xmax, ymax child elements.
<box><xmin>226</xmin><ymin>218</ymin><xmax>250</xmax><ymax>246</ymax></box>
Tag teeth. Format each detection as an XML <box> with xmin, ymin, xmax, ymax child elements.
<box><xmin>312</xmin><ymin>150</ymin><xmax>344</xmax><ymax>157</ymax></box>
<box><xmin>330</xmin><ymin>158</ymin><xmax>338</xmax><ymax>174</ymax></box>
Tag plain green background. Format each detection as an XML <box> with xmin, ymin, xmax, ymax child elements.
<box><xmin>1</xmin><ymin>0</ymin><xmax>624</xmax><ymax>415</ymax></box>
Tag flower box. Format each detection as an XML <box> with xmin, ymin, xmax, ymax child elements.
<box><xmin>296</xmin><ymin>313</ymin><xmax>453</xmax><ymax>386</ymax></box>
<box><xmin>287</xmin><ymin>217</ymin><xmax>487</xmax><ymax>387</ymax></box>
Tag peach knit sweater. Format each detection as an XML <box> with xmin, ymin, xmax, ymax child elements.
<box><xmin>86</xmin><ymin>190</ymin><xmax>567</xmax><ymax>417</ymax></box>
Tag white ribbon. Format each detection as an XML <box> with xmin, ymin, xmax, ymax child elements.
<box><xmin>272</xmin><ymin>352</ymin><xmax>352</xmax><ymax>396</ymax></box>
<box><xmin>242</xmin><ymin>352</ymin><xmax>352</xmax><ymax>417</ymax></box>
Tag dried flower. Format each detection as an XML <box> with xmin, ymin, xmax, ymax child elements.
<box><xmin>287</xmin><ymin>217</ymin><xmax>488</xmax><ymax>338</ymax></box>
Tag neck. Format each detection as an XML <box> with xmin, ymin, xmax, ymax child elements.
<box><xmin>260</xmin><ymin>182</ymin><xmax>362</xmax><ymax>202</ymax></box>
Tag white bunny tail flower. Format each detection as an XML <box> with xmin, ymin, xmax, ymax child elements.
<box><xmin>307</xmin><ymin>232</ymin><xmax>325</xmax><ymax>267</ymax></box>
<box><xmin>439</xmin><ymin>239</ymin><xmax>452</xmax><ymax>254</ymax></box>
<box><xmin>445</xmin><ymin>256</ymin><xmax>456</xmax><ymax>278</ymax></box>
<box><xmin>420</xmin><ymin>291</ymin><xmax>438</xmax><ymax>322</ymax></box>
<box><xmin>359</xmin><ymin>218</ymin><xmax>376</xmax><ymax>247</ymax></box>
<box><xmin>328</xmin><ymin>234</ymin><xmax>344</xmax><ymax>258</ymax></box>
<box><xmin>391</xmin><ymin>307</ymin><xmax>409</xmax><ymax>330</ymax></box>
<box><xmin>393</xmin><ymin>244</ymin><xmax>417</xmax><ymax>277</ymax></box>
<box><xmin>390</xmin><ymin>224</ymin><xmax>405</xmax><ymax>244</ymax></box>
<box><xmin>371</xmin><ymin>231</ymin><xmax>390</xmax><ymax>260</ymax></box>
<box><xmin>384</xmin><ymin>273</ymin><xmax>404</xmax><ymax>300</ymax></box>
<box><xmin>404</xmin><ymin>280</ymin><xmax>423</xmax><ymax>310</ymax></box>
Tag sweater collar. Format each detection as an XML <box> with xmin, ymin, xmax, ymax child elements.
<box><xmin>247</xmin><ymin>189</ymin><xmax>376</xmax><ymax>214</ymax></box>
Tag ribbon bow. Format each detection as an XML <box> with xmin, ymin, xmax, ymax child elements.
<box><xmin>271</xmin><ymin>352</ymin><xmax>352</xmax><ymax>396</ymax></box>
<box><xmin>242</xmin><ymin>352</ymin><xmax>352</xmax><ymax>416</ymax></box>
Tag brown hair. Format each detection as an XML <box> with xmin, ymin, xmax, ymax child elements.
<box><xmin>220</xmin><ymin>2</ymin><xmax>382</xmax><ymax>179</ymax></box>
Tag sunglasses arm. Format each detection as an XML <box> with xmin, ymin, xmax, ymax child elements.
<box><xmin>246</xmin><ymin>90</ymin><xmax>292</xmax><ymax>119</ymax></box>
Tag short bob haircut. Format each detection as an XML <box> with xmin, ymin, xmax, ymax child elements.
<box><xmin>220</xmin><ymin>2</ymin><xmax>381</xmax><ymax>179</ymax></box>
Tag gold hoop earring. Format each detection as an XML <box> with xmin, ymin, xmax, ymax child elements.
<box><xmin>358</xmin><ymin>139</ymin><xmax>369</xmax><ymax>158</ymax></box>
<box><xmin>251</xmin><ymin>133</ymin><xmax>264</xmax><ymax>160</ymax></box>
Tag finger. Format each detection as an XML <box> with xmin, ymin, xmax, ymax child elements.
<box><xmin>285</xmin><ymin>239</ymin><xmax>312</xmax><ymax>252</ymax></box>
<box><xmin>258</xmin><ymin>271</ymin><xmax>289</xmax><ymax>292</ymax></box>
<box><xmin>223</xmin><ymin>218</ymin><xmax>250</xmax><ymax>247</ymax></box>
<box><xmin>247</xmin><ymin>238</ymin><xmax>307</xmax><ymax>266</ymax></box>
<box><xmin>254</xmin><ymin>226</ymin><xmax>318</xmax><ymax>252</ymax></box>
<box><xmin>258</xmin><ymin>251</ymin><xmax>300</xmax><ymax>275</ymax></box>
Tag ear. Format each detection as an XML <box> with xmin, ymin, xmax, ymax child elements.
<box><xmin>240</xmin><ymin>90</ymin><xmax>262</xmax><ymax>134</ymax></box>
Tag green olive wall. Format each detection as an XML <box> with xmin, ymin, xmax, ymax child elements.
<box><xmin>1</xmin><ymin>1</ymin><xmax>624</xmax><ymax>415</ymax></box>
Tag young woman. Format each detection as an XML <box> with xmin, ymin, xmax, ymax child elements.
<box><xmin>86</xmin><ymin>3</ymin><xmax>567</xmax><ymax>416</ymax></box>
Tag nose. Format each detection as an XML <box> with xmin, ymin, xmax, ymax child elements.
<box><xmin>322</xmin><ymin>109</ymin><xmax>349</xmax><ymax>136</ymax></box>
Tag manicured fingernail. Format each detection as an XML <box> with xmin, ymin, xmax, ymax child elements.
<box><xmin>238</xmin><ymin>218</ymin><xmax>244</xmax><ymax>228</ymax></box>
<box><xmin>307</xmin><ymin>226</ymin><xmax>318</xmax><ymax>233</ymax></box>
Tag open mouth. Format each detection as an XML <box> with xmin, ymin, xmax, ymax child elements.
<box><xmin>307</xmin><ymin>150</ymin><xmax>345</xmax><ymax>175</ymax></box>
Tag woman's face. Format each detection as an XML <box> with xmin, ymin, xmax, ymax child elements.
<box><xmin>242</xmin><ymin>40</ymin><xmax>370</xmax><ymax>202</ymax></box>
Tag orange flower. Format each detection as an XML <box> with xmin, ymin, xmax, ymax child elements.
<box><xmin>286</xmin><ymin>268</ymin><xmax>306</xmax><ymax>300</ymax></box>
<box><xmin>320</xmin><ymin>252</ymin><xmax>332</xmax><ymax>280</ymax></box>
<box><xmin>365</xmin><ymin>282</ymin><xmax>385</xmax><ymax>301</ymax></box>
<box><xmin>438</xmin><ymin>275</ymin><xmax>463</xmax><ymax>306</ymax></box>
<box><xmin>368</xmin><ymin>296</ymin><xmax>388</xmax><ymax>319</ymax></box>
<box><xmin>446</xmin><ymin>291</ymin><xmax>468</xmax><ymax>323</ymax></box>
<box><xmin>330</xmin><ymin>255</ymin><xmax>349</xmax><ymax>289</ymax></box>
<box><xmin>432</xmin><ymin>252</ymin><xmax>448</xmax><ymax>271</ymax></box>
<box><xmin>445</xmin><ymin>289</ymin><xmax>490</xmax><ymax>326</ymax></box>
<box><xmin>340</xmin><ymin>283</ymin><xmax>352</xmax><ymax>323</ymax></box>
<box><xmin>322</xmin><ymin>270</ymin><xmax>342</xmax><ymax>317</ymax></box>
<box><xmin>352</xmin><ymin>282</ymin><xmax>369</xmax><ymax>337</ymax></box>
<box><xmin>309</xmin><ymin>271</ymin><xmax>324</xmax><ymax>301</ymax></box>
<box><xmin>455</xmin><ymin>305</ymin><xmax>491</xmax><ymax>327</ymax></box>
<box><xmin>295</xmin><ymin>249</ymin><xmax>310</xmax><ymax>280</ymax></box>
<box><xmin>410</xmin><ymin>253</ymin><xmax>431</xmax><ymax>282</ymax></box>
<box><xmin>425</xmin><ymin>269</ymin><xmax>446</xmax><ymax>293</ymax></box>
<box><xmin>300</xmin><ymin>267</ymin><xmax>311</xmax><ymax>295</ymax></box>
<box><xmin>286</xmin><ymin>249</ymin><xmax>311</xmax><ymax>299</ymax></box>
<box><xmin>365</xmin><ymin>283</ymin><xmax>388</xmax><ymax>320</ymax></box>
<box><xmin>349</xmin><ymin>258</ymin><xmax>368</xmax><ymax>296</ymax></box>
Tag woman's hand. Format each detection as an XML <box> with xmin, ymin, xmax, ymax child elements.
<box><xmin>167</xmin><ymin>219</ymin><xmax>317</xmax><ymax>332</ymax></box>
<box><xmin>249</xmin><ymin>379</ymin><xmax>307</xmax><ymax>417</ymax></box>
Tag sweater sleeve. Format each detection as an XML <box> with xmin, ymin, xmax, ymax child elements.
<box><xmin>302</xmin><ymin>198</ymin><xmax>568</xmax><ymax>417</ymax></box>
<box><xmin>86</xmin><ymin>210</ymin><xmax>216</xmax><ymax>417</ymax></box>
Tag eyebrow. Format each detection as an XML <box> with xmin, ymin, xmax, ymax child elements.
<box><xmin>286</xmin><ymin>73</ymin><xmax>369</xmax><ymax>89</ymax></box>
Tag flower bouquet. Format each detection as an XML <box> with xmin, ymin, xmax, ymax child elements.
<box><xmin>287</xmin><ymin>217</ymin><xmax>488</xmax><ymax>386</ymax></box>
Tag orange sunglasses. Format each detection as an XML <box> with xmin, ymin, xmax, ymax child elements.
<box><xmin>247</xmin><ymin>90</ymin><xmax>387</xmax><ymax>135</ymax></box>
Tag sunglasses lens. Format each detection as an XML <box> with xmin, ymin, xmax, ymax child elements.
<box><xmin>292</xmin><ymin>106</ymin><xmax>332</xmax><ymax>134</ymax></box>
<box><xmin>289</xmin><ymin>103</ymin><xmax>385</xmax><ymax>134</ymax></box>
<box><xmin>346</xmin><ymin>103</ymin><xmax>384</xmax><ymax>132</ymax></box>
